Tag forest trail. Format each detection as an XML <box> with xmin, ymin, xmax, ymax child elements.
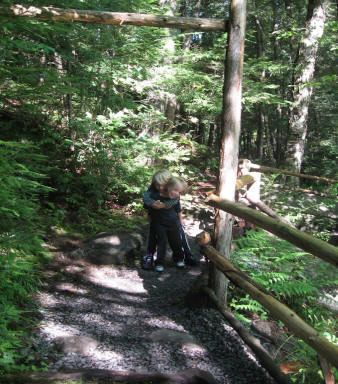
<box><xmin>31</xmin><ymin>222</ymin><xmax>276</xmax><ymax>384</ymax></box>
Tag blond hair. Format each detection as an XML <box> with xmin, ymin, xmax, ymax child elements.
<box><xmin>165</xmin><ymin>177</ymin><xmax>187</xmax><ymax>194</ymax></box>
<box><xmin>152</xmin><ymin>169</ymin><xmax>171</xmax><ymax>186</ymax></box>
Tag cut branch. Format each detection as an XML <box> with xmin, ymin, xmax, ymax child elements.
<box><xmin>206</xmin><ymin>194</ymin><xmax>338</xmax><ymax>267</ymax></box>
<box><xmin>241</xmin><ymin>160</ymin><xmax>338</xmax><ymax>184</ymax></box>
<box><xmin>202</xmin><ymin>287</ymin><xmax>292</xmax><ymax>384</ymax></box>
<box><xmin>0</xmin><ymin>4</ymin><xmax>226</xmax><ymax>31</ymax></box>
<box><xmin>201</xmin><ymin>245</ymin><xmax>338</xmax><ymax>368</ymax></box>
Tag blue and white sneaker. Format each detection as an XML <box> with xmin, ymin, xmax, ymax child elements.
<box><xmin>142</xmin><ymin>254</ymin><xmax>153</xmax><ymax>270</ymax></box>
<box><xmin>155</xmin><ymin>265</ymin><xmax>164</xmax><ymax>272</ymax></box>
<box><xmin>176</xmin><ymin>261</ymin><xmax>185</xmax><ymax>268</ymax></box>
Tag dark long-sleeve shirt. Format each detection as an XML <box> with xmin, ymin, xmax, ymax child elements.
<box><xmin>143</xmin><ymin>185</ymin><xmax>179</xmax><ymax>209</ymax></box>
<box><xmin>143</xmin><ymin>185</ymin><xmax>182</xmax><ymax>226</ymax></box>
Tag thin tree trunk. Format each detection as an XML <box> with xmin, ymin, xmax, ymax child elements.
<box><xmin>256</xmin><ymin>107</ymin><xmax>264</xmax><ymax>161</ymax></box>
<box><xmin>183</xmin><ymin>0</ymin><xmax>203</xmax><ymax>50</ymax></box>
<box><xmin>210</xmin><ymin>0</ymin><xmax>247</xmax><ymax>306</ymax></box>
<box><xmin>271</xmin><ymin>1</ymin><xmax>284</xmax><ymax>166</ymax></box>
<box><xmin>286</xmin><ymin>0</ymin><xmax>328</xmax><ymax>179</ymax></box>
<box><xmin>253</xmin><ymin>5</ymin><xmax>270</xmax><ymax>162</ymax></box>
<box><xmin>207</xmin><ymin>123</ymin><xmax>216</xmax><ymax>147</ymax></box>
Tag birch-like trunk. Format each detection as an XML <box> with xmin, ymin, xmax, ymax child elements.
<box><xmin>209</xmin><ymin>0</ymin><xmax>247</xmax><ymax>306</ymax></box>
<box><xmin>286</xmin><ymin>0</ymin><xmax>328</xmax><ymax>177</ymax></box>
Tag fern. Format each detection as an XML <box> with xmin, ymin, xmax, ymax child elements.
<box><xmin>231</xmin><ymin>229</ymin><xmax>337</xmax><ymax>323</ymax></box>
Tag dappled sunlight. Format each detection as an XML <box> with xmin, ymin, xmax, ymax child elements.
<box><xmin>56</xmin><ymin>282</ymin><xmax>88</xmax><ymax>295</ymax></box>
<box><xmin>41</xmin><ymin>322</ymin><xmax>79</xmax><ymax>339</ymax></box>
<box><xmin>86</xmin><ymin>266</ymin><xmax>148</xmax><ymax>294</ymax></box>
<box><xmin>146</xmin><ymin>316</ymin><xmax>185</xmax><ymax>331</ymax></box>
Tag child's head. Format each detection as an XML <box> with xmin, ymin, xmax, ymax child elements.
<box><xmin>152</xmin><ymin>170</ymin><xmax>171</xmax><ymax>193</ymax></box>
<box><xmin>166</xmin><ymin>177</ymin><xmax>187</xmax><ymax>199</ymax></box>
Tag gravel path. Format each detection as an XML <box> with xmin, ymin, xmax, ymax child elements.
<box><xmin>33</xmin><ymin>229</ymin><xmax>276</xmax><ymax>384</ymax></box>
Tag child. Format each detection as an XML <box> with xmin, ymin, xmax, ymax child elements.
<box><xmin>142</xmin><ymin>173</ymin><xmax>198</xmax><ymax>271</ymax></box>
<box><xmin>142</xmin><ymin>170</ymin><xmax>179</xmax><ymax>270</ymax></box>
<box><xmin>147</xmin><ymin>177</ymin><xmax>186</xmax><ymax>272</ymax></box>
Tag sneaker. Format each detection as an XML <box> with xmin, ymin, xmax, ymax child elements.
<box><xmin>185</xmin><ymin>254</ymin><xmax>199</xmax><ymax>266</ymax></box>
<box><xmin>142</xmin><ymin>254</ymin><xmax>153</xmax><ymax>270</ymax></box>
<box><xmin>176</xmin><ymin>261</ymin><xmax>185</xmax><ymax>268</ymax></box>
<box><xmin>155</xmin><ymin>265</ymin><xmax>164</xmax><ymax>272</ymax></box>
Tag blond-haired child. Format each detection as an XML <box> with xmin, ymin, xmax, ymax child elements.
<box><xmin>142</xmin><ymin>174</ymin><xmax>197</xmax><ymax>272</ymax></box>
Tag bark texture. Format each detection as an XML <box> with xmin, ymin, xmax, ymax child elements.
<box><xmin>206</xmin><ymin>194</ymin><xmax>338</xmax><ymax>267</ymax></box>
<box><xmin>210</xmin><ymin>0</ymin><xmax>247</xmax><ymax>306</ymax></box>
<box><xmin>286</xmin><ymin>0</ymin><xmax>329</xmax><ymax>176</ymax></box>
<box><xmin>0</xmin><ymin>4</ymin><xmax>226</xmax><ymax>31</ymax></box>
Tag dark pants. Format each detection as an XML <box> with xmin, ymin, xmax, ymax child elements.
<box><xmin>146</xmin><ymin>222</ymin><xmax>192</xmax><ymax>260</ymax></box>
<box><xmin>151</xmin><ymin>220</ymin><xmax>184</xmax><ymax>265</ymax></box>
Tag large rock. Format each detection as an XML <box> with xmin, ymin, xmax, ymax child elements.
<box><xmin>53</xmin><ymin>336</ymin><xmax>99</xmax><ymax>355</ymax></box>
<box><xmin>70</xmin><ymin>231</ymin><xmax>144</xmax><ymax>265</ymax></box>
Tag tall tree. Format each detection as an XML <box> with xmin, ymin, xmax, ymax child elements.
<box><xmin>209</xmin><ymin>0</ymin><xmax>247</xmax><ymax>305</ymax></box>
<box><xmin>285</xmin><ymin>0</ymin><xmax>329</xmax><ymax>176</ymax></box>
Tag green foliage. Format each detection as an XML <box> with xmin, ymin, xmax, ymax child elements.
<box><xmin>231</xmin><ymin>229</ymin><xmax>337</xmax><ymax>383</ymax></box>
<box><xmin>0</xmin><ymin>140</ymin><xmax>50</xmax><ymax>373</ymax></box>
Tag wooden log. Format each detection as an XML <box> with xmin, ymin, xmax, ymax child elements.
<box><xmin>318</xmin><ymin>355</ymin><xmax>335</xmax><ymax>384</ymax></box>
<box><xmin>200</xmin><ymin>245</ymin><xmax>338</xmax><ymax>368</ymax></box>
<box><xmin>206</xmin><ymin>194</ymin><xmax>338</xmax><ymax>267</ymax></box>
<box><xmin>202</xmin><ymin>287</ymin><xmax>292</xmax><ymax>384</ymax></box>
<box><xmin>210</xmin><ymin>0</ymin><xmax>247</xmax><ymax>306</ymax></box>
<box><xmin>240</xmin><ymin>160</ymin><xmax>338</xmax><ymax>184</ymax></box>
<box><xmin>0</xmin><ymin>4</ymin><xmax>226</xmax><ymax>31</ymax></box>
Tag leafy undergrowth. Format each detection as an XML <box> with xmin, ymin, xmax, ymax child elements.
<box><xmin>230</xmin><ymin>229</ymin><xmax>338</xmax><ymax>383</ymax></box>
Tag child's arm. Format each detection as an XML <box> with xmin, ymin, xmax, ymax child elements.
<box><xmin>143</xmin><ymin>186</ymin><xmax>166</xmax><ymax>209</ymax></box>
<box><xmin>163</xmin><ymin>197</ymin><xmax>179</xmax><ymax>209</ymax></box>
<box><xmin>178</xmin><ymin>212</ymin><xmax>184</xmax><ymax>225</ymax></box>
<box><xmin>174</xmin><ymin>200</ymin><xmax>184</xmax><ymax>225</ymax></box>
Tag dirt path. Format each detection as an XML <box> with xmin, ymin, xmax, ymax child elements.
<box><xmin>32</xmin><ymin>225</ymin><xmax>276</xmax><ymax>384</ymax></box>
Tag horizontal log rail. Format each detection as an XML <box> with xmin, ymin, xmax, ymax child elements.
<box><xmin>206</xmin><ymin>194</ymin><xmax>338</xmax><ymax>267</ymax></box>
<box><xmin>0</xmin><ymin>5</ymin><xmax>227</xmax><ymax>31</ymax></box>
<box><xmin>240</xmin><ymin>160</ymin><xmax>338</xmax><ymax>184</ymax></box>
<box><xmin>201</xmin><ymin>245</ymin><xmax>338</xmax><ymax>368</ymax></box>
<box><xmin>202</xmin><ymin>287</ymin><xmax>292</xmax><ymax>384</ymax></box>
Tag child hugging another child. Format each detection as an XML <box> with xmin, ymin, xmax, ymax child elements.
<box><xmin>142</xmin><ymin>170</ymin><xmax>198</xmax><ymax>272</ymax></box>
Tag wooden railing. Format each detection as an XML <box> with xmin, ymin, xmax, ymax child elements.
<box><xmin>198</xmin><ymin>189</ymin><xmax>338</xmax><ymax>382</ymax></box>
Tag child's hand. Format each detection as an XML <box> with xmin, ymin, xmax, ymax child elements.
<box><xmin>151</xmin><ymin>200</ymin><xmax>166</xmax><ymax>209</ymax></box>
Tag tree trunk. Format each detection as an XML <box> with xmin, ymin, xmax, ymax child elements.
<box><xmin>0</xmin><ymin>4</ymin><xmax>226</xmax><ymax>31</ymax></box>
<box><xmin>271</xmin><ymin>0</ymin><xmax>284</xmax><ymax>166</ymax></box>
<box><xmin>209</xmin><ymin>0</ymin><xmax>247</xmax><ymax>306</ymax></box>
<box><xmin>183</xmin><ymin>0</ymin><xmax>203</xmax><ymax>50</ymax></box>
<box><xmin>207</xmin><ymin>123</ymin><xmax>216</xmax><ymax>147</ymax></box>
<box><xmin>285</xmin><ymin>0</ymin><xmax>328</xmax><ymax>178</ymax></box>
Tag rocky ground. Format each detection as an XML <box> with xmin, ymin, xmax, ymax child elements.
<box><xmin>29</xmin><ymin>218</ymin><xmax>277</xmax><ymax>384</ymax></box>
